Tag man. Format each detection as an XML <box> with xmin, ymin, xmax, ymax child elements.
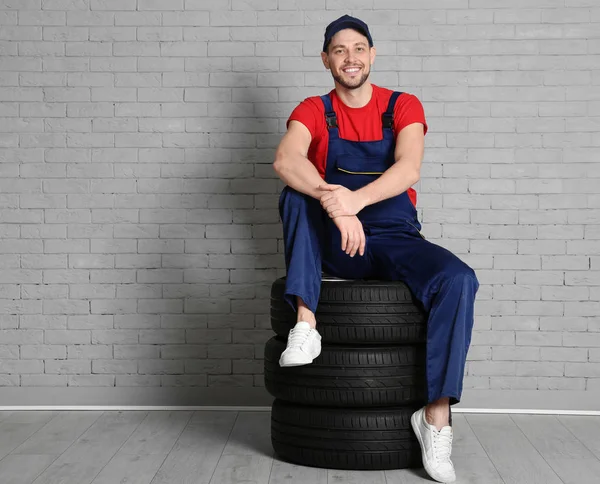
<box><xmin>272</xmin><ymin>14</ymin><xmax>479</xmax><ymax>483</ymax></box>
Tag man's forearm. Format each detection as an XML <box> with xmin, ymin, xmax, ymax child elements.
<box><xmin>355</xmin><ymin>158</ymin><xmax>420</xmax><ymax>208</ymax></box>
<box><xmin>273</xmin><ymin>154</ymin><xmax>324</xmax><ymax>200</ymax></box>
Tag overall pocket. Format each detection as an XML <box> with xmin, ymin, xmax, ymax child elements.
<box><xmin>333</xmin><ymin>156</ymin><xmax>390</xmax><ymax>191</ymax></box>
<box><xmin>335</xmin><ymin>156</ymin><xmax>389</xmax><ymax>175</ymax></box>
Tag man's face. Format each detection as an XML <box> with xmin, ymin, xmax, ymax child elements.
<box><xmin>321</xmin><ymin>28</ymin><xmax>376</xmax><ymax>90</ymax></box>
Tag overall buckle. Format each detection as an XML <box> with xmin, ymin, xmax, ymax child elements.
<box><xmin>326</xmin><ymin>114</ymin><xmax>338</xmax><ymax>128</ymax></box>
<box><xmin>382</xmin><ymin>113</ymin><xmax>393</xmax><ymax>129</ymax></box>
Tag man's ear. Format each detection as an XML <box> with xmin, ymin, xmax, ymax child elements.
<box><xmin>370</xmin><ymin>46</ymin><xmax>376</xmax><ymax>66</ymax></box>
<box><xmin>321</xmin><ymin>51</ymin><xmax>330</xmax><ymax>70</ymax></box>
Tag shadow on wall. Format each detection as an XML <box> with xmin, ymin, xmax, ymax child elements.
<box><xmin>210</xmin><ymin>86</ymin><xmax>287</xmax><ymax>320</ymax></box>
<box><xmin>176</xmin><ymin>86</ymin><xmax>289</xmax><ymax>389</ymax></box>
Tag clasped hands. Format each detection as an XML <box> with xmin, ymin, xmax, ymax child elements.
<box><xmin>318</xmin><ymin>183</ymin><xmax>366</xmax><ymax>258</ymax></box>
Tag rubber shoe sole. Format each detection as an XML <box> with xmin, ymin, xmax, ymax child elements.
<box><xmin>279</xmin><ymin>351</ymin><xmax>313</xmax><ymax>367</ymax></box>
<box><xmin>279</xmin><ymin>340</ymin><xmax>321</xmax><ymax>367</ymax></box>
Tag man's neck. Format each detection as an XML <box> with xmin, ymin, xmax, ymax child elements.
<box><xmin>334</xmin><ymin>82</ymin><xmax>373</xmax><ymax>108</ymax></box>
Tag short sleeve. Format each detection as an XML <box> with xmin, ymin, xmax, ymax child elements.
<box><xmin>286</xmin><ymin>96</ymin><xmax>324</xmax><ymax>140</ymax></box>
<box><xmin>394</xmin><ymin>93</ymin><xmax>428</xmax><ymax>136</ymax></box>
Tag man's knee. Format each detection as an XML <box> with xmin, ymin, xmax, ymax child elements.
<box><xmin>279</xmin><ymin>186</ymin><xmax>309</xmax><ymax>210</ymax></box>
<box><xmin>443</xmin><ymin>258</ymin><xmax>479</xmax><ymax>290</ymax></box>
<box><xmin>279</xmin><ymin>186</ymin><xmax>322</xmax><ymax>223</ymax></box>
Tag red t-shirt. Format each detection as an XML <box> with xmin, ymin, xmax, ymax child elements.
<box><xmin>287</xmin><ymin>84</ymin><xmax>427</xmax><ymax>207</ymax></box>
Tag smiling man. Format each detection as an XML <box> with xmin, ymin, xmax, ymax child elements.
<box><xmin>272</xmin><ymin>15</ymin><xmax>480</xmax><ymax>483</ymax></box>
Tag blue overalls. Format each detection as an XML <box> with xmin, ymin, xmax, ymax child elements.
<box><xmin>279</xmin><ymin>91</ymin><xmax>480</xmax><ymax>406</ymax></box>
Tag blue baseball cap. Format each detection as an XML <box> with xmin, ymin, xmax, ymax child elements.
<box><xmin>322</xmin><ymin>14</ymin><xmax>373</xmax><ymax>53</ymax></box>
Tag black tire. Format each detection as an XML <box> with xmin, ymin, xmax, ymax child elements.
<box><xmin>271</xmin><ymin>399</ymin><xmax>423</xmax><ymax>470</ymax></box>
<box><xmin>270</xmin><ymin>277</ymin><xmax>427</xmax><ymax>344</ymax></box>
<box><xmin>264</xmin><ymin>337</ymin><xmax>427</xmax><ymax>407</ymax></box>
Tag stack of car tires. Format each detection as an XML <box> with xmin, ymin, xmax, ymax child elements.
<box><xmin>264</xmin><ymin>276</ymin><xmax>429</xmax><ymax>470</ymax></box>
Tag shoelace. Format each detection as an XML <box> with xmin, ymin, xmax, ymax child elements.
<box><xmin>287</xmin><ymin>327</ymin><xmax>312</xmax><ymax>348</ymax></box>
<box><xmin>432</xmin><ymin>427</ymin><xmax>453</xmax><ymax>463</ymax></box>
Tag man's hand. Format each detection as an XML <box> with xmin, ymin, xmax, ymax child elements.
<box><xmin>331</xmin><ymin>215</ymin><xmax>366</xmax><ymax>257</ymax></box>
<box><xmin>318</xmin><ymin>184</ymin><xmax>366</xmax><ymax>218</ymax></box>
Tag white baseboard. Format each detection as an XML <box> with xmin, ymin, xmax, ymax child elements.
<box><xmin>1</xmin><ymin>388</ymin><xmax>599</xmax><ymax>415</ymax></box>
<box><xmin>455</xmin><ymin>389</ymin><xmax>600</xmax><ymax>414</ymax></box>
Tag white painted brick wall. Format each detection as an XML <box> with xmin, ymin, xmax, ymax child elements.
<box><xmin>0</xmin><ymin>0</ymin><xmax>599</xmax><ymax>397</ymax></box>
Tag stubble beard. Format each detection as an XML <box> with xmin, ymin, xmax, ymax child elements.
<box><xmin>332</xmin><ymin>67</ymin><xmax>370</xmax><ymax>90</ymax></box>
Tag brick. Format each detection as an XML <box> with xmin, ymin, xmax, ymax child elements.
<box><xmin>469</xmin><ymin>361</ymin><xmax>516</xmax><ymax>376</ymax></box>
<box><xmin>490</xmin><ymin>225</ymin><xmax>537</xmax><ymax>240</ymax></box>
<box><xmin>208</xmin><ymin>374</ymin><xmax>252</xmax><ymax>386</ymax></box>
<box><xmin>471</xmin><ymin>331</ymin><xmax>515</xmax><ymax>346</ymax></box>
<box><xmin>116</xmin><ymin>12</ymin><xmax>160</xmax><ymax>26</ymax></box>
<box><xmin>69</xmin><ymin>375</ymin><xmax>115</xmax><ymax>386</ymax></box>
<box><xmin>232</xmin><ymin>359</ymin><xmax>263</xmax><ymax>374</ymax></box>
<box><xmin>542</xmin><ymin>286</ymin><xmax>589</xmax><ymax>301</ymax></box>
<box><xmin>540</xmin><ymin>316</ymin><xmax>588</xmax><ymax>332</ymax></box>
<box><xmin>516</xmin><ymin>361</ymin><xmax>565</xmax><ymax>377</ymax></box>
<box><xmin>92</xmin><ymin>0</ymin><xmax>136</xmax><ymax>9</ymax></box>
<box><xmin>472</xmin><ymin>240</ymin><xmax>517</xmax><ymax>255</ymax></box>
<box><xmin>538</xmin><ymin>377</ymin><xmax>584</xmax><ymax>391</ymax></box>
<box><xmin>69</xmin><ymin>315</ymin><xmax>113</xmax><ymax>330</ymax></box>
<box><xmin>563</xmin><ymin>332</ymin><xmax>600</xmax><ymax>347</ymax></box>
<box><xmin>517</xmin><ymin>301</ymin><xmax>564</xmax><ymax>316</ymax></box>
<box><xmin>160</xmin><ymin>374</ymin><xmax>206</xmax><ymax>386</ymax></box>
<box><xmin>541</xmin><ymin>347</ymin><xmax>587</xmax><ymax>362</ymax></box>
<box><xmin>117</xmin><ymin>375</ymin><xmax>161</xmax><ymax>386</ymax></box>
<box><xmin>491</xmin><ymin>316</ymin><xmax>539</xmax><ymax>331</ymax></box>
<box><xmin>139</xmin><ymin>0</ymin><xmax>183</xmax><ymax>9</ymax></box>
<box><xmin>207</xmin><ymin>344</ymin><xmax>254</xmax><ymax>359</ymax></box>
<box><xmin>565</xmin><ymin>363</ymin><xmax>600</xmax><ymax>378</ymax></box>
<box><xmin>186</xmin><ymin>329</ymin><xmax>231</xmax><ymax>344</ymax></box>
<box><xmin>466</xmin><ymin>345</ymin><xmax>491</xmax><ymax>361</ymax></box>
<box><xmin>184</xmin><ymin>298</ymin><xmax>231</xmax><ymax>314</ymax></box>
<box><xmin>138</xmin><ymin>329</ymin><xmax>184</xmax><ymax>345</ymax></box>
<box><xmin>208</xmin><ymin>42</ymin><xmax>254</xmax><ymax>57</ymax></box>
<box><xmin>492</xmin><ymin>345</ymin><xmax>540</xmax><ymax>361</ymax></box>
<box><xmin>22</xmin><ymin>375</ymin><xmax>66</xmax><ymax>386</ymax></box>
<box><xmin>161</xmin><ymin>314</ymin><xmax>207</xmax><ymax>329</ymax></box>
<box><xmin>185</xmin><ymin>359</ymin><xmax>230</xmax><ymax>374</ymax></box>
<box><xmin>45</xmin><ymin>359</ymin><xmax>91</xmax><ymax>374</ymax></box>
<box><xmin>462</xmin><ymin>375</ymin><xmax>489</xmax><ymax>389</ymax></box>
<box><xmin>489</xmin><ymin>377</ymin><xmax>537</xmax><ymax>390</ymax></box>
<box><xmin>115</xmin><ymin>314</ymin><xmax>160</xmax><ymax>329</ymax></box>
<box><xmin>68</xmin><ymin>344</ymin><xmax>112</xmax><ymax>359</ymax></box>
<box><xmin>565</xmin><ymin>302</ymin><xmax>600</xmax><ymax>317</ymax></box>
<box><xmin>22</xmin><ymin>344</ymin><xmax>66</xmax><ymax>359</ymax></box>
<box><xmin>160</xmin><ymin>345</ymin><xmax>207</xmax><ymax>359</ymax></box>
<box><xmin>138</xmin><ymin>359</ymin><xmax>183</xmax><ymax>374</ymax></box>
<box><xmin>92</xmin><ymin>359</ymin><xmax>136</xmax><ymax>374</ymax></box>
<box><xmin>516</xmin><ymin>271</ymin><xmax>563</xmax><ymax>286</ymax></box>
<box><xmin>494</xmin><ymin>285</ymin><xmax>541</xmax><ymax>301</ymax></box>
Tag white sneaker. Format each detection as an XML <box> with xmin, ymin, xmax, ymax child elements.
<box><xmin>278</xmin><ymin>321</ymin><xmax>322</xmax><ymax>367</ymax></box>
<box><xmin>411</xmin><ymin>406</ymin><xmax>456</xmax><ymax>483</ymax></box>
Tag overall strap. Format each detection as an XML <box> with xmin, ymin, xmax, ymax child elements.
<box><xmin>320</xmin><ymin>94</ymin><xmax>338</xmax><ymax>130</ymax></box>
<box><xmin>382</xmin><ymin>91</ymin><xmax>403</xmax><ymax>130</ymax></box>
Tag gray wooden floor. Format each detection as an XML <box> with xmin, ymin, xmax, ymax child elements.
<box><xmin>0</xmin><ymin>410</ymin><xmax>599</xmax><ymax>484</ymax></box>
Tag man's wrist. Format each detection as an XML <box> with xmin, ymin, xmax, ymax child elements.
<box><xmin>354</xmin><ymin>188</ymin><xmax>371</xmax><ymax>210</ymax></box>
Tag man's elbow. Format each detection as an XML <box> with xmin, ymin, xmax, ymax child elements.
<box><xmin>273</xmin><ymin>150</ymin><xmax>292</xmax><ymax>178</ymax></box>
<box><xmin>273</xmin><ymin>153</ymin><xmax>285</xmax><ymax>175</ymax></box>
<box><xmin>411</xmin><ymin>169</ymin><xmax>420</xmax><ymax>185</ymax></box>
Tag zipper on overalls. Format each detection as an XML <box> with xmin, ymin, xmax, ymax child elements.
<box><xmin>337</xmin><ymin>168</ymin><xmax>384</xmax><ymax>175</ymax></box>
